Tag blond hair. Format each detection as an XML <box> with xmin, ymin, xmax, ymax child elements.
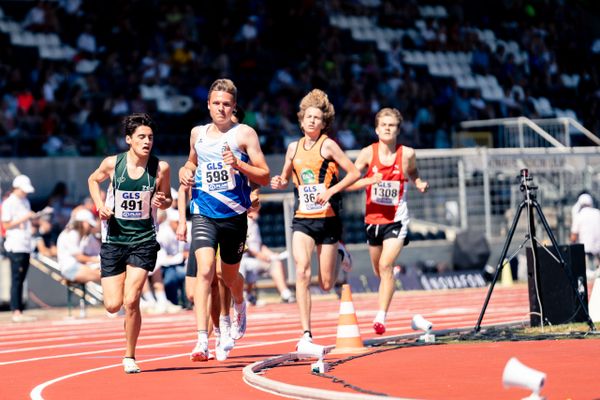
<box><xmin>297</xmin><ymin>89</ymin><xmax>335</xmax><ymax>134</ymax></box>
<box><xmin>208</xmin><ymin>78</ymin><xmax>237</xmax><ymax>102</ymax></box>
<box><xmin>374</xmin><ymin>107</ymin><xmax>403</xmax><ymax>127</ymax></box>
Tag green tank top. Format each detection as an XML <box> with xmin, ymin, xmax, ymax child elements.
<box><xmin>104</xmin><ymin>152</ymin><xmax>159</xmax><ymax>244</ymax></box>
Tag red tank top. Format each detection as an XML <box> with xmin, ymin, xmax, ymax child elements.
<box><xmin>364</xmin><ymin>143</ymin><xmax>406</xmax><ymax>224</ymax></box>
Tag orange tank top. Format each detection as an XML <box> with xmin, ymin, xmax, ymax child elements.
<box><xmin>365</xmin><ymin>142</ymin><xmax>406</xmax><ymax>224</ymax></box>
<box><xmin>291</xmin><ymin>135</ymin><xmax>340</xmax><ymax>218</ymax></box>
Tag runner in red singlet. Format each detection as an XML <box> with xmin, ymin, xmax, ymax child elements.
<box><xmin>347</xmin><ymin>108</ymin><xmax>428</xmax><ymax>335</ymax></box>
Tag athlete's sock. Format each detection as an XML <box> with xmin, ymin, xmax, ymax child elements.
<box><xmin>219</xmin><ymin>315</ymin><xmax>231</xmax><ymax>330</ymax></box>
<box><xmin>233</xmin><ymin>301</ymin><xmax>245</xmax><ymax>313</ymax></box>
<box><xmin>197</xmin><ymin>330</ymin><xmax>208</xmax><ymax>343</ymax></box>
<box><xmin>374</xmin><ymin>310</ymin><xmax>386</xmax><ymax>324</ymax></box>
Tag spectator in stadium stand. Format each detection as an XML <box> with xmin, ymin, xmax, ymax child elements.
<box><xmin>2</xmin><ymin>1</ymin><xmax>600</xmax><ymax>155</ymax></box>
<box><xmin>570</xmin><ymin>193</ymin><xmax>600</xmax><ymax>280</ymax></box>
<box><xmin>346</xmin><ymin>108</ymin><xmax>429</xmax><ymax>335</ymax></box>
<box><xmin>2</xmin><ymin>175</ymin><xmax>39</xmax><ymax>323</ymax></box>
<box><xmin>87</xmin><ymin>112</ymin><xmax>172</xmax><ymax>374</ymax></box>
<box><xmin>270</xmin><ymin>88</ymin><xmax>359</xmax><ymax>348</ymax></box>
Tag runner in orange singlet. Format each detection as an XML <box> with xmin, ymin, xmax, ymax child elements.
<box><xmin>271</xmin><ymin>89</ymin><xmax>359</xmax><ymax>347</ymax></box>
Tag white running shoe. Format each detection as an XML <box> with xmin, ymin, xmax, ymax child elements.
<box><xmin>215</xmin><ymin>335</ymin><xmax>233</xmax><ymax>362</ymax></box>
<box><xmin>295</xmin><ymin>332</ymin><xmax>313</xmax><ymax>351</ymax></box>
<box><xmin>190</xmin><ymin>341</ymin><xmax>209</xmax><ymax>362</ymax></box>
<box><xmin>231</xmin><ymin>302</ymin><xmax>247</xmax><ymax>340</ymax></box>
<box><xmin>219</xmin><ymin>330</ymin><xmax>235</xmax><ymax>352</ymax></box>
<box><xmin>123</xmin><ymin>357</ymin><xmax>141</xmax><ymax>374</ymax></box>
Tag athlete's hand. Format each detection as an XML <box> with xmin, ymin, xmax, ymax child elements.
<box><xmin>415</xmin><ymin>178</ymin><xmax>429</xmax><ymax>193</ymax></box>
<box><xmin>270</xmin><ymin>175</ymin><xmax>288</xmax><ymax>190</ymax></box>
<box><xmin>222</xmin><ymin>144</ymin><xmax>239</xmax><ymax>169</ymax></box>
<box><xmin>249</xmin><ymin>188</ymin><xmax>261</xmax><ymax>212</ymax></box>
<box><xmin>97</xmin><ymin>205</ymin><xmax>114</xmax><ymax>220</ymax></box>
<box><xmin>316</xmin><ymin>188</ymin><xmax>333</xmax><ymax>206</ymax></box>
<box><xmin>370</xmin><ymin>172</ymin><xmax>383</xmax><ymax>185</ymax></box>
<box><xmin>152</xmin><ymin>191</ymin><xmax>168</xmax><ymax>208</ymax></box>
<box><xmin>179</xmin><ymin>167</ymin><xmax>194</xmax><ymax>187</ymax></box>
<box><xmin>176</xmin><ymin>221</ymin><xmax>187</xmax><ymax>242</ymax></box>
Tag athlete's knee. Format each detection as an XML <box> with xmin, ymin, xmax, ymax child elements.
<box><xmin>104</xmin><ymin>300</ymin><xmax>123</xmax><ymax>314</ymax></box>
<box><xmin>186</xmin><ymin>291</ymin><xmax>195</xmax><ymax>303</ymax></box>
<box><xmin>320</xmin><ymin>279</ymin><xmax>334</xmax><ymax>291</ymax></box>
<box><xmin>122</xmin><ymin>294</ymin><xmax>140</xmax><ymax>311</ymax></box>
<box><xmin>295</xmin><ymin>265</ymin><xmax>311</xmax><ymax>282</ymax></box>
<box><xmin>378</xmin><ymin>262</ymin><xmax>393</xmax><ymax>276</ymax></box>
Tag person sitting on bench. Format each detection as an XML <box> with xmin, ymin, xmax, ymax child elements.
<box><xmin>56</xmin><ymin>209</ymin><xmax>101</xmax><ymax>284</ymax></box>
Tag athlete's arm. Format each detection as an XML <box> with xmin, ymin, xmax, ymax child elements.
<box><xmin>153</xmin><ymin>160</ymin><xmax>172</xmax><ymax>210</ymax></box>
<box><xmin>179</xmin><ymin>127</ymin><xmax>200</xmax><ymax>187</ymax></box>
<box><xmin>345</xmin><ymin>146</ymin><xmax>381</xmax><ymax>191</ymax></box>
<box><xmin>270</xmin><ymin>141</ymin><xmax>297</xmax><ymax>190</ymax></box>
<box><xmin>405</xmin><ymin>146</ymin><xmax>429</xmax><ymax>193</ymax></box>
<box><xmin>88</xmin><ymin>155</ymin><xmax>116</xmax><ymax>220</ymax></box>
<box><xmin>317</xmin><ymin>138</ymin><xmax>360</xmax><ymax>204</ymax></box>
<box><xmin>228</xmin><ymin>126</ymin><xmax>270</xmax><ymax>186</ymax></box>
<box><xmin>176</xmin><ymin>185</ymin><xmax>190</xmax><ymax>242</ymax></box>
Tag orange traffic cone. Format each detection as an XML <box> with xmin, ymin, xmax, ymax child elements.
<box><xmin>331</xmin><ymin>284</ymin><xmax>368</xmax><ymax>354</ymax></box>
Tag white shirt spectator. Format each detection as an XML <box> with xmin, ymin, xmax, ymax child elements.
<box><xmin>571</xmin><ymin>197</ymin><xmax>600</xmax><ymax>256</ymax></box>
<box><xmin>156</xmin><ymin>209</ymin><xmax>185</xmax><ymax>269</ymax></box>
<box><xmin>56</xmin><ymin>229</ymin><xmax>83</xmax><ymax>273</ymax></box>
<box><xmin>2</xmin><ymin>193</ymin><xmax>33</xmax><ymax>253</ymax></box>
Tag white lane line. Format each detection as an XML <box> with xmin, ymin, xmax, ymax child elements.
<box><xmin>29</xmin><ymin>336</ymin><xmax>307</xmax><ymax>400</ymax></box>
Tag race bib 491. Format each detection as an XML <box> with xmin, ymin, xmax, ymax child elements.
<box><xmin>115</xmin><ymin>190</ymin><xmax>151</xmax><ymax>219</ymax></box>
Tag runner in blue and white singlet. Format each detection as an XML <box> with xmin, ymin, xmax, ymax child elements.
<box><xmin>179</xmin><ymin>79</ymin><xmax>270</xmax><ymax>363</ymax></box>
<box><xmin>190</xmin><ymin>123</ymin><xmax>252</xmax><ymax>219</ymax></box>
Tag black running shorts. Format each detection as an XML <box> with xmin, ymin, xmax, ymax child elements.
<box><xmin>365</xmin><ymin>220</ymin><xmax>409</xmax><ymax>247</ymax></box>
<box><xmin>292</xmin><ymin>216</ymin><xmax>341</xmax><ymax>245</ymax></box>
<box><xmin>100</xmin><ymin>240</ymin><xmax>160</xmax><ymax>278</ymax></box>
<box><xmin>191</xmin><ymin>213</ymin><xmax>247</xmax><ymax>265</ymax></box>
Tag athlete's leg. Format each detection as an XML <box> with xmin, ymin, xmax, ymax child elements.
<box><xmin>185</xmin><ymin>276</ymin><xmax>195</xmax><ymax>305</ymax></box>
<box><xmin>194</xmin><ymin>247</ymin><xmax>216</xmax><ymax>332</ymax></box>
<box><xmin>292</xmin><ymin>231</ymin><xmax>316</xmax><ymax>333</ymax></box>
<box><xmin>377</xmin><ymin>238</ymin><xmax>404</xmax><ymax>314</ymax></box>
<box><xmin>101</xmin><ymin>273</ymin><xmax>126</xmax><ymax>313</ymax></box>
<box><xmin>220</xmin><ymin>261</ymin><xmax>244</xmax><ymax>304</ymax></box>
<box><xmin>370</xmin><ymin>238</ymin><xmax>403</xmax><ymax>334</ymax></box>
<box><xmin>316</xmin><ymin>242</ymin><xmax>339</xmax><ymax>292</ymax></box>
<box><xmin>122</xmin><ymin>265</ymin><xmax>150</xmax><ymax>359</ymax></box>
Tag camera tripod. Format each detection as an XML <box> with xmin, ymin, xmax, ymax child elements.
<box><xmin>474</xmin><ymin>169</ymin><xmax>595</xmax><ymax>332</ymax></box>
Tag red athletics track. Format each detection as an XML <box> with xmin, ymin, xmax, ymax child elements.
<box><xmin>1</xmin><ymin>284</ymin><xmax>597</xmax><ymax>399</ymax></box>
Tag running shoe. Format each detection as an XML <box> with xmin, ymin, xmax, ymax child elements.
<box><xmin>231</xmin><ymin>302</ymin><xmax>247</xmax><ymax>340</ymax></box>
<box><xmin>373</xmin><ymin>321</ymin><xmax>386</xmax><ymax>335</ymax></box>
<box><xmin>123</xmin><ymin>357</ymin><xmax>141</xmax><ymax>374</ymax></box>
<box><xmin>190</xmin><ymin>341</ymin><xmax>209</xmax><ymax>362</ymax></box>
<box><xmin>215</xmin><ymin>334</ymin><xmax>233</xmax><ymax>362</ymax></box>
<box><xmin>295</xmin><ymin>331</ymin><xmax>313</xmax><ymax>350</ymax></box>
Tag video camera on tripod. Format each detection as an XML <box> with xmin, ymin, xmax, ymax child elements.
<box><xmin>475</xmin><ymin>168</ymin><xmax>595</xmax><ymax>331</ymax></box>
<box><xmin>518</xmin><ymin>168</ymin><xmax>538</xmax><ymax>195</ymax></box>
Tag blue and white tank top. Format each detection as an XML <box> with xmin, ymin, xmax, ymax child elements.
<box><xmin>190</xmin><ymin>123</ymin><xmax>251</xmax><ymax>218</ymax></box>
